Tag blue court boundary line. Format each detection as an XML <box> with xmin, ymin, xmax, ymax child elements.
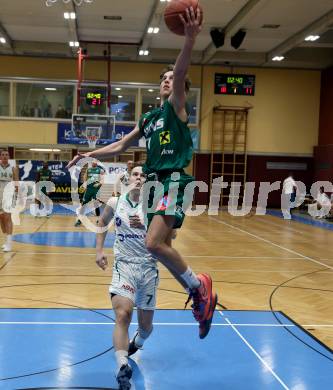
<box><xmin>267</xmin><ymin>209</ymin><xmax>333</xmax><ymax>231</ymax></box>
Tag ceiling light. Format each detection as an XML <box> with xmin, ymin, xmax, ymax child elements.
<box><xmin>64</xmin><ymin>12</ymin><xmax>76</xmax><ymax>19</ymax></box>
<box><xmin>45</xmin><ymin>87</ymin><xmax>57</xmax><ymax>91</ymax></box>
<box><xmin>153</xmin><ymin>27</ymin><xmax>159</xmax><ymax>34</ymax></box>
<box><xmin>148</xmin><ymin>27</ymin><xmax>154</xmax><ymax>34</ymax></box>
<box><xmin>0</xmin><ymin>37</ymin><xmax>6</xmax><ymax>44</ymax></box>
<box><xmin>148</xmin><ymin>89</ymin><xmax>154</xmax><ymax>92</ymax></box>
<box><xmin>305</xmin><ymin>35</ymin><xmax>320</xmax><ymax>41</ymax></box>
<box><xmin>115</xmin><ymin>87</ymin><xmax>121</xmax><ymax>91</ymax></box>
<box><xmin>46</xmin><ymin>0</ymin><xmax>94</xmax><ymax>6</ymax></box>
<box><xmin>160</xmin><ymin>0</ymin><xmax>171</xmax><ymax>2</ymax></box>
<box><xmin>29</xmin><ymin>148</ymin><xmax>61</xmax><ymax>152</ymax></box>
<box><xmin>156</xmin><ymin>97</ymin><xmax>161</xmax><ymax>100</ymax></box>
<box><xmin>139</xmin><ymin>49</ymin><xmax>149</xmax><ymax>56</ymax></box>
<box><xmin>272</xmin><ymin>56</ymin><xmax>285</xmax><ymax>61</ymax></box>
<box><xmin>69</xmin><ymin>41</ymin><xmax>80</xmax><ymax>47</ymax></box>
<box><xmin>118</xmin><ymin>95</ymin><xmax>123</xmax><ymax>98</ymax></box>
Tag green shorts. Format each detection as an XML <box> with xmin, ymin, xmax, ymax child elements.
<box><xmin>83</xmin><ymin>184</ymin><xmax>100</xmax><ymax>204</ymax></box>
<box><xmin>145</xmin><ymin>170</ymin><xmax>194</xmax><ymax>229</ymax></box>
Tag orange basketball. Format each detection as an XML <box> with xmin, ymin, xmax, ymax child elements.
<box><xmin>164</xmin><ymin>0</ymin><xmax>203</xmax><ymax>36</ymax></box>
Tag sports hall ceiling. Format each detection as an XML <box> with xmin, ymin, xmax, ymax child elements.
<box><xmin>0</xmin><ymin>0</ymin><xmax>333</xmax><ymax>69</ymax></box>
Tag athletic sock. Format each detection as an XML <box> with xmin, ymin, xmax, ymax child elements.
<box><xmin>180</xmin><ymin>267</ymin><xmax>200</xmax><ymax>289</ymax></box>
<box><xmin>6</xmin><ymin>235</ymin><xmax>12</xmax><ymax>245</ymax></box>
<box><xmin>134</xmin><ymin>326</ymin><xmax>153</xmax><ymax>348</ymax></box>
<box><xmin>115</xmin><ymin>350</ymin><xmax>128</xmax><ymax>372</ymax></box>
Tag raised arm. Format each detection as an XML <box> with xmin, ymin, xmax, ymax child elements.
<box><xmin>169</xmin><ymin>6</ymin><xmax>202</xmax><ymax>114</ymax></box>
<box><xmin>67</xmin><ymin>125</ymin><xmax>141</xmax><ymax>168</ymax></box>
<box><xmin>95</xmin><ymin>199</ymin><xmax>116</xmax><ymax>270</ymax></box>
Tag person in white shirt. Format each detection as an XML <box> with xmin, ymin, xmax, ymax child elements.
<box><xmin>282</xmin><ymin>172</ymin><xmax>298</xmax><ymax>219</ymax></box>
<box><xmin>96</xmin><ymin>164</ymin><xmax>158</xmax><ymax>390</ymax></box>
<box><xmin>114</xmin><ymin>160</ymin><xmax>134</xmax><ymax>196</ymax></box>
<box><xmin>314</xmin><ymin>186</ymin><xmax>332</xmax><ymax>218</ymax></box>
<box><xmin>0</xmin><ymin>149</ymin><xmax>19</xmax><ymax>252</ymax></box>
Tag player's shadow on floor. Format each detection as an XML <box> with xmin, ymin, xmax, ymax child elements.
<box><xmin>130</xmin><ymin>357</ymin><xmax>146</xmax><ymax>390</ymax></box>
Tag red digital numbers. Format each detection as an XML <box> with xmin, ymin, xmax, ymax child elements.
<box><xmin>91</xmin><ymin>97</ymin><xmax>101</xmax><ymax>106</ymax></box>
<box><xmin>220</xmin><ymin>86</ymin><xmax>227</xmax><ymax>93</ymax></box>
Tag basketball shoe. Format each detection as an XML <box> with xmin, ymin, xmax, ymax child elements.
<box><xmin>185</xmin><ymin>273</ymin><xmax>217</xmax><ymax>338</ymax></box>
<box><xmin>116</xmin><ymin>363</ymin><xmax>132</xmax><ymax>390</ymax></box>
<box><xmin>128</xmin><ymin>332</ymin><xmax>140</xmax><ymax>357</ymax></box>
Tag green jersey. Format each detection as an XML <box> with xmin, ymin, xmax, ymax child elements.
<box><xmin>86</xmin><ymin>166</ymin><xmax>104</xmax><ymax>187</ymax></box>
<box><xmin>38</xmin><ymin>168</ymin><xmax>52</xmax><ymax>181</ymax></box>
<box><xmin>139</xmin><ymin>100</ymin><xmax>193</xmax><ymax>174</ymax></box>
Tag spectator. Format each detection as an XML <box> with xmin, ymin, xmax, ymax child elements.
<box><xmin>20</xmin><ymin>104</ymin><xmax>30</xmax><ymax>117</ymax></box>
<box><xmin>65</xmin><ymin>91</ymin><xmax>73</xmax><ymax>118</ymax></box>
<box><xmin>47</xmin><ymin>103</ymin><xmax>53</xmax><ymax>118</ymax></box>
<box><xmin>282</xmin><ymin>172</ymin><xmax>298</xmax><ymax>219</ymax></box>
<box><xmin>30</xmin><ymin>102</ymin><xmax>41</xmax><ymax>118</ymax></box>
<box><xmin>114</xmin><ymin>160</ymin><xmax>134</xmax><ymax>195</ymax></box>
<box><xmin>314</xmin><ymin>186</ymin><xmax>332</xmax><ymax>218</ymax></box>
<box><xmin>55</xmin><ymin>104</ymin><xmax>67</xmax><ymax>118</ymax></box>
<box><xmin>40</xmin><ymin>95</ymin><xmax>50</xmax><ymax>118</ymax></box>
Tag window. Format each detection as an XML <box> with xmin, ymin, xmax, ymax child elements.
<box><xmin>141</xmin><ymin>88</ymin><xmax>199</xmax><ymax>124</ymax></box>
<box><xmin>141</xmin><ymin>88</ymin><xmax>160</xmax><ymax>114</ymax></box>
<box><xmin>186</xmin><ymin>90</ymin><xmax>199</xmax><ymax>125</ymax></box>
<box><xmin>0</xmin><ymin>82</ymin><xmax>10</xmax><ymax>116</ymax></box>
<box><xmin>110</xmin><ymin>87</ymin><xmax>137</xmax><ymax>122</ymax></box>
<box><xmin>16</xmin><ymin>83</ymin><xmax>74</xmax><ymax>119</ymax></box>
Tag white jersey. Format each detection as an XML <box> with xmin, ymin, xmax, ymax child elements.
<box><xmin>283</xmin><ymin>176</ymin><xmax>297</xmax><ymax>194</ymax></box>
<box><xmin>112</xmin><ymin>194</ymin><xmax>156</xmax><ymax>265</ymax></box>
<box><xmin>0</xmin><ymin>164</ymin><xmax>13</xmax><ymax>183</ymax></box>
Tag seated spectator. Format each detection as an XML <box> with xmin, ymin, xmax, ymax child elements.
<box><xmin>20</xmin><ymin>104</ymin><xmax>30</xmax><ymax>117</ymax></box>
<box><xmin>30</xmin><ymin>102</ymin><xmax>41</xmax><ymax>117</ymax></box>
<box><xmin>55</xmin><ymin>104</ymin><xmax>67</xmax><ymax>118</ymax></box>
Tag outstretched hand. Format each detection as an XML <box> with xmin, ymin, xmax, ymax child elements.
<box><xmin>179</xmin><ymin>6</ymin><xmax>202</xmax><ymax>40</ymax></box>
<box><xmin>96</xmin><ymin>252</ymin><xmax>108</xmax><ymax>270</ymax></box>
<box><xmin>66</xmin><ymin>152</ymin><xmax>91</xmax><ymax>169</ymax></box>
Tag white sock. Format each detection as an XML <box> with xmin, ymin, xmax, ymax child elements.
<box><xmin>115</xmin><ymin>350</ymin><xmax>128</xmax><ymax>372</ymax></box>
<box><xmin>6</xmin><ymin>235</ymin><xmax>12</xmax><ymax>245</ymax></box>
<box><xmin>180</xmin><ymin>267</ymin><xmax>200</xmax><ymax>289</ymax></box>
<box><xmin>134</xmin><ymin>327</ymin><xmax>153</xmax><ymax>348</ymax></box>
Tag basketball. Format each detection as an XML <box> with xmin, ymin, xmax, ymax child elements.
<box><xmin>164</xmin><ymin>0</ymin><xmax>203</xmax><ymax>36</ymax></box>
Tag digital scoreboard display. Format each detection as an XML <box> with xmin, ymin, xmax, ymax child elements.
<box><xmin>86</xmin><ymin>92</ymin><xmax>104</xmax><ymax>106</ymax></box>
<box><xmin>214</xmin><ymin>73</ymin><xmax>256</xmax><ymax>96</ymax></box>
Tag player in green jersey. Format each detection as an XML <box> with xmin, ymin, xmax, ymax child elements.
<box><xmin>35</xmin><ymin>162</ymin><xmax>52</xmax><ymax>217</ymax></box>
<box><xmin>75</xmin><ymin>160</ymin><xmax>105</xmax><ymax>226</ymax></box>
<box><xmin>67</xmin><ymin>6</ymin><xmax>217</xmax><ymax>338</ymax></box>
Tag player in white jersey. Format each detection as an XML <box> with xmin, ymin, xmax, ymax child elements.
<box><xmin>0</xmin><ymin>149</ymin><xmax>19</xmax><ymax>252</ymax></box>
<box><xmin>96</xmin><ymin>164</ymin><xmax>157</xmax><ymax>390</ymax></box>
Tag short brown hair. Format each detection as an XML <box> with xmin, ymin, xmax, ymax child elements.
<box><xmin>160</xmin><ymin>64</ymin><xmax>191</xmax><ymax>93</ymax></box>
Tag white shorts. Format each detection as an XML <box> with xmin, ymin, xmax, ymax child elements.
<box><xmin>110</xmin><ymin>260</ymin><xmax>159</xmax><ymax>310</ymax></box>
<box><xmin>0</xmin><ymin>182</ymin><xmax>14</xmax><ymax>214</ymax></box>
